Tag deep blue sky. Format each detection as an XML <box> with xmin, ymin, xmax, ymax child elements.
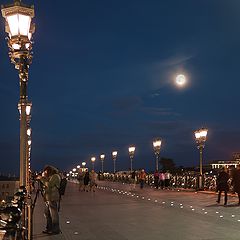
<box><xmin>0</xmin><ymin>0</ymin><xmax>240</xmax><ymax>174</ymax></box>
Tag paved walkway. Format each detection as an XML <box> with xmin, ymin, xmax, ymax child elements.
<box><xmin>32</xmin><ymin>181</ymin><xmax>240</xmax><ymax>240</ymax></box>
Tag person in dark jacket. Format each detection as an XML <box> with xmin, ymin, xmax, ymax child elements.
<box><xmin>216</xmin><ymin>167</ymin><xmax>229</xmax><ymax>206</ymax></box>
<box><xmin>83</xmin><ymin>169</ymin><xmax>90</xmax><ymax>192</ymax></box>
<box><xmin>231</xmin><ymin>165</ymin><xmax>240</xmax><ymax>204</ymax></box>
<box><xmin>153</xmin><ymin>171</ymin><xmax>159</xmax><ymax>189</ymax></box>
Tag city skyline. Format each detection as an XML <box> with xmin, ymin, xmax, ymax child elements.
<box><xmin>0</xmin><ymin>0</ymin><xmax>240</xmax><ymax>174</ymax></box>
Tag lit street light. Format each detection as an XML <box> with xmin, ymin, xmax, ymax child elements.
<box><xmin>100</xmin><ymin>154</ymin><xmax>105</xmax><ymax>173</ymax></box>
<box><xmin>82</xmin><ymin>162</ymin><xmax>86</xmax><ymax>171</ymax></box>
<box><xmin>91</xmin><ymin>157</ymin><xmax>96</xmax><ymax>171</ymax></box>
<box><xmin>128</xmin><ymin>146</ymin><xmax>136</xmax><ymax>172</ymax></box>
<box><xmin>112</xmin><ymin>151</ymin><xmax>118</xmax><ymax>173</ymax></box>
<box><xmin>1</xmin><ymin>0</ymin><xmax>35</xmax><ymax>188</ymax></box>
<box><xmin>153</xmin><ymin>138</ymin><xmax>162</xmax><ymax>171</ymax></box>
<box><xmin>194</xmin><ymin>128</ymin><xmax>208</xmax><ymax>190</ymax></box>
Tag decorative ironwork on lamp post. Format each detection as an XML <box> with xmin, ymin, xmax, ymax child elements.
<box><xmin>1</xmin><ymin>0</ymin><xmax>35</xmax><ymax>188</ymax></box>
<box><xmin>194</xmin><ymin>128</ymin><xmax>208</xmax><ymax>190</ymax></box>
<box><xmin>19</xmin><ymin>101</ymin><xmax>32</xmax><ymax>193</ymax></box>
<box><xmin>100</xmin><ymin>154</ymin><xmax>105</xmax><ymax>173</ymax></box>
<box><xmin>153</xmin><ymin>138</ymin><xmax>162</xmax><ymax>171</ymax></box>
<box><xmin>128</xmin><ymin>146</ymin><xmax>135</xmax><ymax>172</ymax></box>
<box><xmin>112</xmin><ymin>151</ymin><xmax>118</xmax><ymax>173</ymax></box>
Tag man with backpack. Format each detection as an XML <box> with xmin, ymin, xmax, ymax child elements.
<box><xmin>37</xmin><ymin>165</ymin><xmax>61</xmax><ymax>235</ymax></box>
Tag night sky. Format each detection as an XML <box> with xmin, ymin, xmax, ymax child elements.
<box><xmin>0</xmin><ymin>0</ymin><xmax>240</xmax><ymax>175</ymax></box>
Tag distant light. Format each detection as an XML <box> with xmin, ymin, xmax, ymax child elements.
<box><xmin>176</xmin><ymin>74</ymin><xmax>186</xmax><ymax>87</ymax></box>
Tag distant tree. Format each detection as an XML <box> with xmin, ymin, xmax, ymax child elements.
<box><xmin>160</xmin><ymin>157</ymin><xmax>176</xmax><ymax>172</ymax></box>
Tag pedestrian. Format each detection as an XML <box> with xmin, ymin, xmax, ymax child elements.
<box><xmin>83</xmin><ymin>169</ymin><xmax>90</xmax><ymax>192</ymax></box>
<box><xmin>165</xmin><ymin>171</ymin><xmax>171</xmax><ymax>189</ymax></box>
<box><xmin>159</xmin><ymin>172</ymin><xmax>165</xmax><ymax>189</ymax></box>
<box><xmin>89</xmin><ymin>170</ymin><xmax>98</xmax><ymax>192</ymax></box>
<box><xmin>231</xmin><ymin>165</ymin><xmax>240</xmax><ymax>205</ymax></box>
<box><xmin>139</xmin><ymin>169</ymin><xmax>146</xmax><ymax>189</ymax></box>
<box><xmin>77</xmin><ymin>170</ymin><xmax>85</xmax><ymax>191</ymax></box>
<box><xmin>153</xmin><ymin>170</ymin><xmax>159</xmax><ymax>189</ymax></box>
<box><xmin>37</xmin><ymin>165</ymin><xmax>61</xmax><ymax>235</ymax></box>
<box><xmin>216</xmin><ymin>167</ymin><xmax>229</xmax><ymax>206</ymax></box>
<box><xmin>130</xmin><ymin>171</ymin><xmax>137</xmax><ymax>190</ymax></box>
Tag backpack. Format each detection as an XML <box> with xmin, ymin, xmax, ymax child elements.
<box><xmin>57</xmin><ymin>176</ymin><xmax>67</xmax><ymax>212</ymax></box>
<box><xmin>59</xmin><ymin>177</ymin><xmax>67</xmax><ymax>196</ymax></box>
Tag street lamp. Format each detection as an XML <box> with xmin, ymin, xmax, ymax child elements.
<box><xmin>1</xmin><ymin>0</ymin><xmax>35</xmax><ymax>188</ymax></box>
<box><xmin>153</xmin><ymin>138</ymin><xmax>162</xmax><ymax>171</ymax></box>
<box><xmin>112</xmin><ymin>151</ymin><xmax>118</xmax><ymax>173</ymax></box>
<box><xmin>128</xmin><ymin>146</ymin><xmax>135</xmax><ymax>172</ymax></box>
<box><xmin>72</xmin><ymin>168</ymin><xmax>76</xmax><ymax>179</ymax></box>
<box><xmin>82</xmin><ymin>162</ymin><xmax>86</xmax><ymax>171</ymax></box>
<box><xmin>194</xmin><ymin>128</ymin><xmax>208</xmax><ymax>190</ymax></box>
<box><xmin>100</xmin><ymin>154</ymin><xmax>105</xmax><ymax>173</ymax></box>
<box><xmin>91</xmin><ymin>157</ymin><xmax>96</xmax><ymax>171</ymax></box>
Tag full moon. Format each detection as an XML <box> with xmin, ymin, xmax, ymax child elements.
<box><xmin>176</xmin><ymin>74</ymin><xmax>186</xmax><ymax>86</ymax></box>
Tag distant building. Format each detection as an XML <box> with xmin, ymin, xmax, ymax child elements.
<box><xmin>210</xmin><ymin>153</ymin><xmax>240</xmax><ymax>169</ymax></box>
<box><xmin>0</xmin><ymin>176</ymin><xmax>19</xmax><ymax>201</ymax></box>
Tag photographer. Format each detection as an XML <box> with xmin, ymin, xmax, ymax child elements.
<box><xmin>37</xmin><ymin>165</ymin><xmax>61</xmax><ymax>235</ymax></box>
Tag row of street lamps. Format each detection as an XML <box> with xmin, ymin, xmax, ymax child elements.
<box><xmin>71</xmin><ymin>129</ymin><xmax>208</xmax><ymax>190</ymax></box>
<box><xmin>70</xmin><ymin>138</ymin><xmax>162</xmax><ymax>174</ymax></box>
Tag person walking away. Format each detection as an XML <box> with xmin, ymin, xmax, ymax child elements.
<box><xmin>89</xmin><ymin>170</ymin><xmax>98</xmax><ymax>192</ymax></box>
<box><xmin>165</xmin><ymin>171</ymin><xmax>171</xmax><ymax>189</ymax></box>
<box><xmin>77</xmin><ymin>170</ymin><xmax>85</xmax><ymax>191</ymax></box>
<box><xmin>37</xmin><ymin>165</ymin><xmax>61</xmax><ymax>235</ymax></box>
<box><xmin>159</xmin><ymin>172</ymin><xmax>165</xmax><ymax>189</ymax></box>
<box><xmin>83</xmin><ymin>169</ymin><xmax>90</xmax><ymax>192</ymax></box>
<box><xmin>130</xmin><ymin>171</ymin><xmax>137</xmax><ymax>190</ymax></box>
<box><xmin>153</xmin><ymin>170</ymin><xmax>159</xmax><ymax>189</ymax></box>
<box><xmin>139</xmin><ymin>169</ymin><xmax>146</xmax><ymax>189</ymax></box>
<box><xmin>231</xmin><ymin>165</ymin><xmax>240</xmax><ymax>205</ymax></box>
<box><xmin>216</xmin><ymin>167</ymin><xmax>229</xmax><ymax>206</ymax></box>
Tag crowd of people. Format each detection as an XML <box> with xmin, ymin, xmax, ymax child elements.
<box><xmin>77</xmin><ymin>169</ymin><xmax>98</xmax><ymax>192</ymax></box>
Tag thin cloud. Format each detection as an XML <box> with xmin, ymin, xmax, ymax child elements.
<box><xmin>142</xmin><ymin>107</ymin><xmax>180</xmax><ymax>117</ymax></box>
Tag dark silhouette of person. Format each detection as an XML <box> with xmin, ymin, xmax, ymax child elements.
<box><xmin>216</xmin><ymin>167</ymin><xmax>229</xmax><ymax>205</ymax></box>
<box><xmin>231</xmin><ymin>165</ymin><xmax>240</xmax><ymax>205</ymax></box>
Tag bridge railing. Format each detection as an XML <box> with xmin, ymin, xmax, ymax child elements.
<box><xmin>97</xmin><ymin>172</ymin><xmax>218</xmax><ymax>191</ymax></box>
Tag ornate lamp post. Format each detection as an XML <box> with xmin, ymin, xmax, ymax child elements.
<box><xmin>100</xmin><ymin>154</ymin><xmax>105</xmax><ymax>173</ymax></box>
<box><xmin>91</xmin><ymin>157</ymin><xmax>96</xmax><ymax>171</ymax></box>
<box><xmin>153</xmin><ymin>138</ymin><xmax>162</xmax><ymax>171</ymax></box>
<box><xmin>112</xmin><ymin>151</ymin><xmax>118</xmax><ymax>173</ymax></box>
<box><xmin>1</xmin><ymin>0</ymin><xmax>35</xmax><ymax>188</ymax></box>
<box><xmin>194</xmin><ymin>128</ymin><xmax>208</xmax><ymax>190</ymax></box>
<box><xmin>128</xmin><ymin>146</ymin><xmax>135</xmax><ymax>172</ymax></box>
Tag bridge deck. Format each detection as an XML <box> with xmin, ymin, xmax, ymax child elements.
<box><xmin>32</xmin><ymin>181</ymin><xmax>240</xmax><ymax>240</ymax></box>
